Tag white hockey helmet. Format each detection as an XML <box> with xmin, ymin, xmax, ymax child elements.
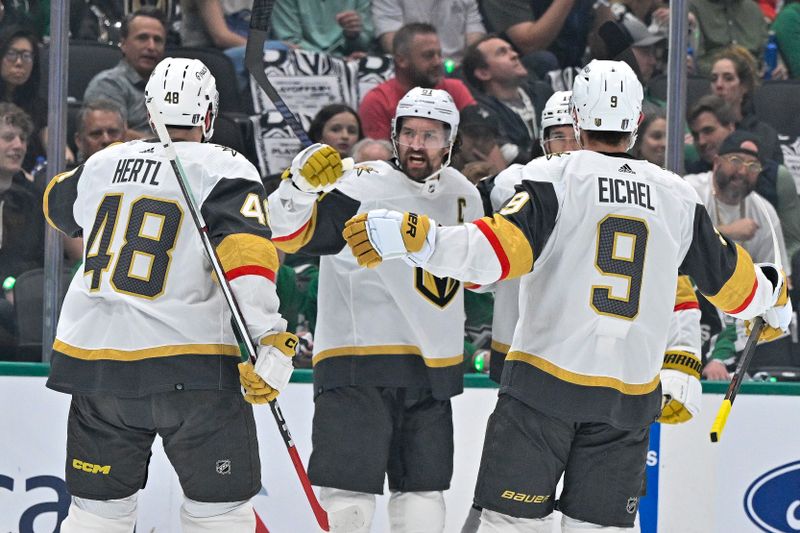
<box><xmin>391</xmin><ymin>87</ymin><xmax>460</xmax><ymax>145</ymax></box>
<box><xmin>540</xmin><ymin>91</ymin><xmax>573</xmax><ymax>131</ymax></box>
<box><xmin>570</xmin><ymin>60</ymin><xmax>643</xmax><ymax>148</ymax></box>
<box><xmin>145</xmin><ymin>57</ymin><xmax>219</xmax><ymax>141</ymax></box>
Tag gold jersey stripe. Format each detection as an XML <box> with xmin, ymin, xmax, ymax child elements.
<box><xmin>490</xmin><ymin>339</ymin><xmax>511</xmax><ymax>354</ymax></box>
<box><xmin>705</xmin><ymin>244</ymin><xmax>757</xmax><ymax>313</ymax></box>
<box><xmin>506</xmin><ymin>351</ymin><xmax>660</xmax><ymax>395</ymax></box>
<box><xmin>475</xmin><ymin>215</ymin><xmax>534</xmax><ymax>280</ymax></box>
<box><xmin>313</xmin><ymin>345</ymin><xmax>463</xmax><ymax>368</ymax></box>
<box><xmin>54</xmin><ymin>339</ymin><xmax>241</xmax><ymax>361</ymax></box>
<box><xmin>271</xmin><ymin>204</ymin><xmax>318</xmax><ymax>253</ymax></box>
<box><xmin>216</xmin><ymin>233</ymin><xmax>280</xmax><ymax>274</ymax></box>
<box><xmin>674</xmin><ymin>275</ymin><xmax>698</xmax><ymax>307</ymax></box>
<box><xmin>43</xmin><ymin>168</ymin><xmax>79</xmax><ymax>232</ymax></box>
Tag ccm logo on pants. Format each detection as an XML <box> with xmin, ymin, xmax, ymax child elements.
<box><xmin>72</xmin><ymin>459</ymin><xmax>111</xmax><ymax>475</ymax></box>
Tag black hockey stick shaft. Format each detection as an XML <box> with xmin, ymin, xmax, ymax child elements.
<box><xmin>247</xmin><ymin>0</ymin><xmax>313</xmax><ymax>147</ymax></box>
<box><xmin>709</xmin><ymin>316</ymin><xmax>764</xmax><ymax>442</ymax></box>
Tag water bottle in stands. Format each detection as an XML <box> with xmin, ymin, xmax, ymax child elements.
<box><xmin>764</xmin><ymin>31</ymin><xmax>778</xmax><ymax>80</ymax></box>
<box><xmin>31</xmin><ymin>156</ymin><xmax>47</xmax><ymax>190</ymax></box>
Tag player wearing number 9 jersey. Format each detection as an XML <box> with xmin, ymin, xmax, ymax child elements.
<box><xmin>343</xmin><ymin>60</ymin><xmax>791</xmax><ymax>532</ymax></box>
<box><xmin>43</xmin><ymin>58</ymin><xmax>291</xmax><ymax>533</ymax></box>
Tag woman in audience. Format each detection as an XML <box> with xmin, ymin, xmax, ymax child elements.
<box><xmin>631</xmin><ymin>111</ymin><xmax>667</xmax><ymax>167</ymax></box>
<box><xmin>0</xmin><ymin>26</ymin><xmax>46</xmax><ymax>171</ymax></box>
<box><xmin>709</xmin><ymin>45</ymin><xmax>783</xmax><ymax>163</ymax></box>
<box><xmin>308</xmin><ymin>103</ymin><xmax>363</xmax><ymax>158</ymax></box>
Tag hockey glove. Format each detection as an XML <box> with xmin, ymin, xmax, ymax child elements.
<box><xmin>745</xmin><ymin>263</ymin><xmax>792</xmax><ymax>343</ymax></box>
<box><xmin>658</xmin><ymin>350</ymin><xmax>703</xmax><ymax>424</ymax></box>
<box><xmin>238</xmin><ymin>331</ymin><xmax>298</xmax><ymax>404</ymax></box>
<box><xmin>288</xmin><ymin>143</ymin><xmax>344</xmax><ymax>193</ymax></box>
<box><xmin>342</xmin><ymin>209</ymin><xmax>436</xmax><ymax>268</ymax></box>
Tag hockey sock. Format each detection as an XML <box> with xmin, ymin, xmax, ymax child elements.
<box><xmin>60</xmin><ymin>496</ymin><xmax>137</xmax><ymax>533</ymax></box>
<box><xmin>180</xmin><ymin>498</ymin><xmax>255</xmax><ymax>533</ymax></box>
<box><xmin>478</xmin><ymin>508</ymin><xmax>552</xmax><ymax>533</ymax></box>
<box><xmin>388</xmin><ymin>490</ymin><xmax>445</xmax><ymax>532</ymax></box>
<box><xmin>320</xmin><ymin>487</ymin><xmax>376</xmax><ymax>533</ymax></box>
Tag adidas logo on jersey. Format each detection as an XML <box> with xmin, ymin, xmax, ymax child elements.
<box><xmin>618</xmin><ymin>163</ymin><xmax>635</xmax><ymax>174</ymax></box>
<box><xmin>140</xmin><ymin>147</ymin><xmax>155</xmax><ymax>153</ymax></box>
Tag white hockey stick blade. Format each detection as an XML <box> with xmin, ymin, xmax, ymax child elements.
<box><xmin>328</xmin><ymin>504</ymin><xmax>366</xmax><ymax>532</ymax></box>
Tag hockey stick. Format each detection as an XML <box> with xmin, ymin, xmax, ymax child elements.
<box><xmin>709</xmin><ymin>316</ymin><xmax>764</xmax><ymax>443</ymax></box>
<box><xmin>244</xmin><ymin>0</ymin><xmax>354</xmax><ymax>172</ymax></box>
<box><xmin>710</xmin><ymin>195</ymin><xmax>784</xmax><ymax>443</ymax></box>
<box><xmin>145</xmin><ymin>98</ymin><xmax>362</xmax><ymax>532</ymax></box>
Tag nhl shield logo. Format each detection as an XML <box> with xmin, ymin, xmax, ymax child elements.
<box><xmin>626</xmin><ymin>497</ymin><xmax>638</xmax><ymax>514</ymax></box>
<box><xmin>216</xmin><ymin>460</ymin><xmax>231</xmax><ymax>475</ymax></box>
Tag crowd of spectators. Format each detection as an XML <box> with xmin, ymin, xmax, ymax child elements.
<box><xmin>2</xmin><ymin>0</ymin><xmax>800</xmax><ymax>381</ymax></box>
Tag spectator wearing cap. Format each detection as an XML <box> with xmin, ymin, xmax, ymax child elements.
<box><xmin>452</xmin><ymin>105</ymin><xmax>508</xmax><ymax>184</ymax></box>
<box><xmin>619</xmin><ymin>13</ymin><xmax>666</xmax><ymax>83</ymax></box>
<box><xmin>684</xmin><ymin>130</ymin><xmax>791</xmax><ymax>270</ymax></box>
<box><xmin>685</xmin><ymin>95</ymin><xmax>800</xmax><ymax>261</ymax></box>
<box><xmin>462</xmin><ymin>35</ymin><xmax>552</xmax><ymax>164</ymax></box>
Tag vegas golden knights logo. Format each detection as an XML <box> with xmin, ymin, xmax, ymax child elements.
<box><xmin>414</xmin><ymin>268</ymin><xmax>460</xmax><ymax>309</ymax></box>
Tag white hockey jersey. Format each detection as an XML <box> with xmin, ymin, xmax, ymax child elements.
<box><xmin>268</xmin><ymin>161</ymin><xmax>482</xmax><ymax>399</ymax></box>
<box><xmin>44</xmin><ymin>140</ymin><xmax>283</xmax><ymax>396</ymax></box>
<box><xmin>422</xmin><ymin>151</ymin><xmax>777</xmax><ymax>427</ymax></box>
<box><xmin>487</xmin><ymin>159</ymin><xmax>702</xmax><ymax>384</ymax></box>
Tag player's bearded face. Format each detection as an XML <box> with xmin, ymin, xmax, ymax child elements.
<box><xmin>396</xmin><ymin>118</ymin><xmax>449</xmax><ymax>181</ymax></box>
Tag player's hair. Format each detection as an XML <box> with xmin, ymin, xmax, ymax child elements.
<box><xmin>121</xmin><ymin>6</ymin><xmax>168</xmax><ymax>39</ymax></box>
<box><xmin>308</xmin><ymin>104</ymin><xmax>363</xmax><ymax>144</ymax></box>
<box><xmin>0</xmin><ymin>102</ymin><xmax>34</xmax><ymax>139</ymax></box>
<box><xmin>393</xmin><ymin>23</ymin><xmax>438</xmax><ymax>58</ymax></box>
<box><xmin>584</xmin><ymin>129</ymin><xmax>631</xmax><ymax>147</ymax></box>
<box><xmin>687</xmin><ymin>94</ymin><xmax>737</xmax><ymax>128</ymax></box>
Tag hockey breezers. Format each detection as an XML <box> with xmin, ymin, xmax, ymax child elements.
<box><xmin>145</xmin><ymin>96</ymin><xmax>364</xmax><ymax>531</ymax></box>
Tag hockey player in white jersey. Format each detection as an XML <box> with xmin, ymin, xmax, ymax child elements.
<box><xmin>267</xmin><ymin>87</ymin><xmax>482</xmax><ymax>532</ymax></box>
<box><xmin>342</xmin><ymin>60</ymin><xmax>792</xmax><ymax>532</ymax></box>
<box><xmin>463</xmin><ymin>90</ymin><xmax>702</xmax><ymax>533</ymax></box>
<box><xmin>487</xmin><ymin>90</ymin><xmax>582</xmax><ymax>382</ymax></box>
<box><xmin>45</xmin><ymin>58</ymin><xmax>297</xmax><ymax>533</ymax></box>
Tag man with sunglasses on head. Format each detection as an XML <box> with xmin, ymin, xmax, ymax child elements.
<box><xmin>266</xmin><ymin>87</ymin><xmax>482</xmax><ymax>532</ymax></box>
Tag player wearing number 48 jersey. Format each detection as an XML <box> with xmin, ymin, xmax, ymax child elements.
<box><xmin>44</xmin><ymin>58</ymin><xmax>297</xmax><ymax>533</ymax></box>
<box><xmin>343</xmin><ymin>61</ymin><xmax>792</xmax><ymax>532</ymax></box>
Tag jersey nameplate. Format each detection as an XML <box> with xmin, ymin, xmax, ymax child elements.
<box><xmin>112</xmin><ymin>158</ymin><xmax>163</xmax><ymax>186</ymax></box>
<box><xmin>596</xmin><ymin>176</ymin><xmax>655</xmax><ymax>212</ymax></box>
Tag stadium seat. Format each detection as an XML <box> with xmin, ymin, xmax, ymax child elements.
<box><xmin>646</xmin><ymin>74</ymin><xmax>711</xmax><ymax>111</ymax></box>
<box><xmin>12</xmin><ymin>267</ymin><xmax>74</xmax><ymax>362</ymax></box>
<box><xmin>754</xmin><ymin>80</ymin><xmax>800</xmax><ymax>138</ymax></box>
<box><xmin>166</xmin><ymin>47</ymin><xmax>244</xmax><ymax>114</ymax></box>
<box><xmin>39</xmin><ymin>41</ymin><xmax>123</xmax><ymax>103</ymax></box>
<box><xmin>210</xmin><ymin>112</ymin><xmax>258</xmax><ymax>166</ymax></box>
